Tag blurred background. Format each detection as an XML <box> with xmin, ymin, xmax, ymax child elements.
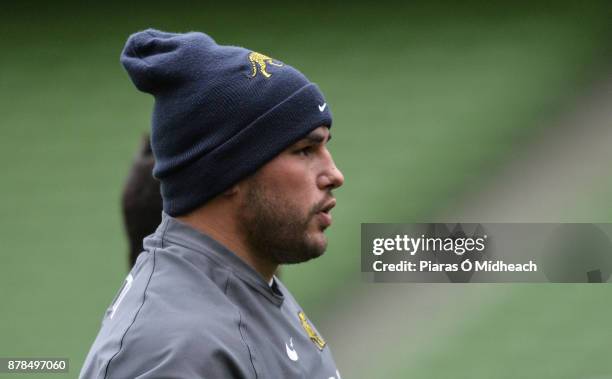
<box><xmin>2</xmin><ymin>1</ymin><xmax>612</xmax><ymax>378</ymax></box>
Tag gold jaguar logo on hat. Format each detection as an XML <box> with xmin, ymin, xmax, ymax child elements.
<box><xmin>298</xmin><ymin>311</ymin><xmax>326</xmax><ymax>350</ymax></box>
<box><xmin>248</xmin><ymin>52</ymin><xmax>283</xmax><ymax>78</ymax></box>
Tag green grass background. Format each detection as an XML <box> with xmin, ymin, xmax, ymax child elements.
<box><xmin>1</xmin><ymin>1</ymin><xmax>612</xmax><ymax>377</ymax></box>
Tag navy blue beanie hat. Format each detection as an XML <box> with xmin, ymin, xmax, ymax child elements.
<box><xmin>120</xmin><ymin>29</ymin><xmax>332</xmax><ymax>216</ymax></box>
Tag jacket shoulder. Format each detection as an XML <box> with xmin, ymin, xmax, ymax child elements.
<box><xmin>80</xmin><ymin>247</ymin><xmax>256</xmax><ymax>379</ymax></box>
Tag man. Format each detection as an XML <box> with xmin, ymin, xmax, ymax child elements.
<box><xmin>80</xmin><ymin>29</ymin><xmax>344</xmax><ymax>379</ymax></box>
<box><xmin>121</xmin><ymin>134</ymin><xmax>162</xmax><ymax>268</ymax></box>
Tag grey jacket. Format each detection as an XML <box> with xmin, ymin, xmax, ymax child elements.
<box><xmin>80</xmin><ymin>213</ymin><xmax>341</xmax><ymax>379</ymax></box>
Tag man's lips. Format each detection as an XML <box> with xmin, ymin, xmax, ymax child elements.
<box><xmin>320</xmin><ymin>199</ymin><xmax>336</xmax><ymax>213</ymax></box>
<box><xmin>317</xmin><ymin>211</ymin><xmax>332</xmax><ymax>227</ymax></box>
<box><xmin>316</xmin><ymin>199</ymin><xmax>336</xmax><ymax>227</ymax></box>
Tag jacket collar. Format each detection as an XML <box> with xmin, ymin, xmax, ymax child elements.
<box><xmin>155</xmin><ymin>212</ymin><xmax>284</xmax><ymax>307</ymax></box>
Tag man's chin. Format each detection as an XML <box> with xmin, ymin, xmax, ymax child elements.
<box><xmin>277</xmin><ymin>234</ymin><xmax>327</xmax><ymax>265</ymax></box>
<box><xmin>307</xmin><ymin>232</ymin><xmax>328</xmax><ymax>257</ymax></box>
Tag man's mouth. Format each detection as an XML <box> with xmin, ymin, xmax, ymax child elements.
<box><xmin>321</xmin><ymin>199</ymin><xmax>336</xmax><ymax>212</ymax></box>
<box><xmin>316</xmin><ymin>199</ymin><xmax>336</xmax><ymax>228</ymax></box>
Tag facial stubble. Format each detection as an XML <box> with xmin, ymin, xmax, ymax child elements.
<box><xmin>239</xmin><ymin>181</ymin><xmax>328</xmax><ymax>265</ymax></box>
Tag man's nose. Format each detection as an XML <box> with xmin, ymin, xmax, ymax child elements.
<box><xmin>317</xmin><ymin>154</ymin><xmax>344</xmax><ymax>190</ymax></box>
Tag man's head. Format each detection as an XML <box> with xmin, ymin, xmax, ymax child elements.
<box><xmin>121</xmin><ymin>29</ymin><xmax>334</xmax><ymax>217</ymax></box>
<box><xmin>237</xmin><ymin>126</ymin><xmax>344</xmax><ymax>264</ymax></box>
<box><xmin>120</xmin><ymin>29</ymin><xmax>343</xmax><ymax>269</ymax></box>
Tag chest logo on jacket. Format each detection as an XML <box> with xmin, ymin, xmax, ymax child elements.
<box><xmin>298</xmin><ymin>311</ymin><xmax>326</xmax><ymax>350</ymax></box>
<box><xmin>285</xmin><ymin>337</ymin><xmax>299</xmax><ymax>361</ymax></box>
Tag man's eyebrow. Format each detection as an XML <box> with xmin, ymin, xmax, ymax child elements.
<box><xmin>302</xmin><ymin>131</ymin><xmax>332</xmax><ymax>144</ymax></box>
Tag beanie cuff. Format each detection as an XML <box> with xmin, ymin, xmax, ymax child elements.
<box><xmin>160</xmin><ymin>83</ymin><xmax>332</xmax><ymax>216</ymax></box>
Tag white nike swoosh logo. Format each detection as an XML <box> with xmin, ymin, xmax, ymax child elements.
<box><xmin>318</xmin><ymin>103</ymin><xmax>327</xmax><ymax>112</ymax></box>
<box><xmin>285</xmin><ymin>338</ymin><xmax>299</xmax><ymax>361</ymax></box>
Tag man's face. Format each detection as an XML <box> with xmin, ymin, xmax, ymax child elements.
<box><xmin>238</xmin><ymin>126</ymin><xmax>344</xmax><ymax>265</ymax></box>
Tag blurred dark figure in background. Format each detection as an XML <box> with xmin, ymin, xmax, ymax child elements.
<box><xmin>121</xmin><ymin>135</ymin><xmax>162</xmax><ymax>267</ymax></box>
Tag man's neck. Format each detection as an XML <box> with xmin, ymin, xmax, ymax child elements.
<box><xmin>176</xmin><ymin>207</ymin><xmax>278</xmax><ymax>283</ymax></box>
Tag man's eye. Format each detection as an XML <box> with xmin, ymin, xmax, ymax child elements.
<box><xmin>297</xmin><ymin>146</ymin><xmax>313</xmax><ymax>156</ymax></box>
